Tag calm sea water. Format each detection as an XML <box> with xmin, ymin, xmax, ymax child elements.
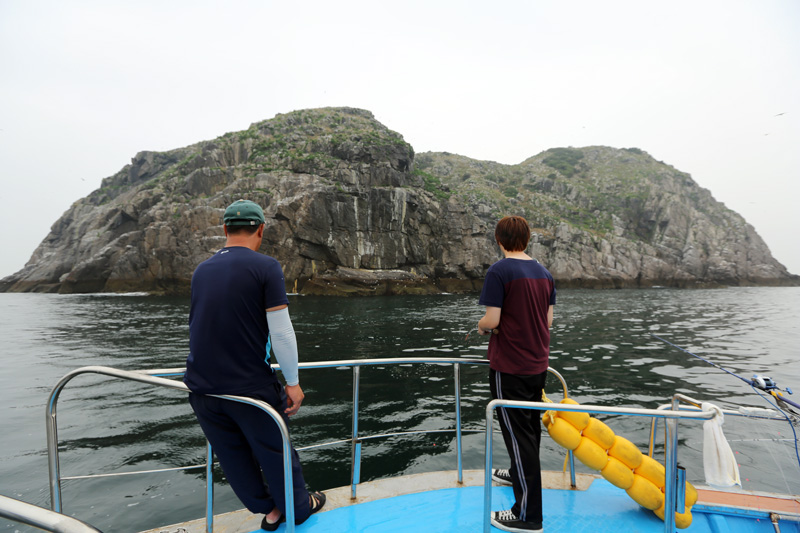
<box><xmin>1</xmin><ymin>288</ymin><xmax>799</xmax><ymax>532</ymax></box>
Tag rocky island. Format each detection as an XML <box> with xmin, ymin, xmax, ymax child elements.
<box><xmin>1</xmin><ymin>107</ymin><xmax>796</xmax><ymax>295</ymax></box>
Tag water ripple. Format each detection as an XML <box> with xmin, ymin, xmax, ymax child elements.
<box><xmin>1</xmin><ymin>288</ymin><xmax>798</xmax><ymax>532</ymax></box>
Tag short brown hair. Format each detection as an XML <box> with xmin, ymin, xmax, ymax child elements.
<box><xmin>495</xmin><ymin>216</ymin><xmax>531</xmax><ymax>252</ymax></box>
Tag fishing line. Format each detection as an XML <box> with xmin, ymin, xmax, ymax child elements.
<box><xmin>650</xmin><ymin>334</ymin><xmax>800</xmax><ymax>410</ymax></box>
<box><xmin>651</xmin><ymin>333</ymin><xmax>800</xmax><ymax>472</ymax></box>
<box><xmin>650</xmin><ymin>334</ymin><xmax>754</xmax><ymax>386</ymax></box>
<box><xmin>751</xmin><ymin>385</ymin><xmax>800</xmax><ymax>474</ymax></box>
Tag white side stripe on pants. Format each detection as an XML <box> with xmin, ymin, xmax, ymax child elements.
<box><xmin>495</xmin><ymin>371</ymin><xmax>528</xmax><ymax>521</ymax></box>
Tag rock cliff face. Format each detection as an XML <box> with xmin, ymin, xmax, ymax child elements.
<box><xmin>1</xmin><ymin>108</ymin><xmax>796</xmax><ymax>295</ymax></box>
<box><xmin>416</xmin><ymin>147</ymin><xmax>797</xmax><ymax>289</ymax></box>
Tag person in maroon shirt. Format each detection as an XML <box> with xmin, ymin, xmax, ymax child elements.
<box><xmin>478</xmin><ymin>215</ymin><xmax>556</xmax><ymax>533</ymax></box>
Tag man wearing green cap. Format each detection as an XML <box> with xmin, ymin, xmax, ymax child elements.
<box><xmin>184</xmin><ymin>199</ymin><xmax>325</xmax><ymax>530</ymax></box>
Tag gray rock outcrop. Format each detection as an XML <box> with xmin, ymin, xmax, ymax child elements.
<box><xmin>1</xmin><ymin>108</ymin><xmax>796</xmax><ymax>295</ymax></box>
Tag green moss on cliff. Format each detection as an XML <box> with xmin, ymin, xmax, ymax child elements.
<box><xmin>413</xmin><ymin>169</ymin><xmax>451</xmax><ymax>200</ymax></box>
<box><xmin>542</xmin><ymin>147</ymin><xmax>585</xmax><ymax>178</ymax></box>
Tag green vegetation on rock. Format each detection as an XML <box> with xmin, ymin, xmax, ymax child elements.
<box><xmin>542</xmin><ymin>147</ymin><xmax>585</xmax><ymax>178</ymax></box>
<box><xmin>413</xmin><ymin>169</ymin><xmax>451</xmax><ymax>201</ymax></box>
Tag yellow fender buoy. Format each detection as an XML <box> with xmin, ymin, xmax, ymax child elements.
<box><xmin>601</xmin><ymin>456</ymin><xmax>635</xmax><ymax>489</ymax></box>
<box><xmin>544</xmin><ymin>396</ymin><xmax>697</xmax><ymax>529</ymax></box>
<box><xmin>582</xmin><ymin>417</ymin><xmax>616</xmax><ymax>450</ymax></box>
<box><xmin>573</xmin><ymin>436</ymin><xmax>609</xmax><ymax>470</ymax></box>
<box><xmin>558</xmin><ymin>398</ymin><xmax>590</xmax><ymax>430</ymax></box>
<box><xmin>634</xmin><ymin>454</ymin><xmax>666</xmax><ymax>489</ymax></box>
<box><xmin>685</xmin><ymin>481</ymin><xmax>698</xmax><ymax>507</ymax></box>
<box><xmin>655</xmin><ymin>501</ymin><xmax>693</xmax><ymax>529</ymax></box>
<box><xmin>608</xmin><ymin>436</ymin><xmax>643</xmax><ymax>470</ymax></box>
<box><xmin>546</xmin><ymin>417</ymin><xmax>582</xmax><ymax>450</ymax></box>
<box><xmin>626</xmin><ymin>474</ymin><xmax>664</xmax><ymax>510</ymax></box>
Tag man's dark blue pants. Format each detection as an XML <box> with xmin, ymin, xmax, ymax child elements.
<box><xmin>189</xmin><ymin>380</ymin><xmax>311</xmax><ymax>522</ymax></box>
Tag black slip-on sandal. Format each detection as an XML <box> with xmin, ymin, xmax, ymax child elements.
<box><xmin>309</xmin><ymin>490</ymin><xmax>326</xmax><ymax>514</ymax></box>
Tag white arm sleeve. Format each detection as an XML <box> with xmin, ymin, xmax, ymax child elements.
<box><xmin>266</xmin><ymin>307</ymin><xmax>299</xmax><ymax>386</ymax></box>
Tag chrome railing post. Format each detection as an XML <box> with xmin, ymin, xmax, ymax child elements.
<box><xmin>454</xmin><ymin>363</ymin><xmax>463</xmax><ymax>484</ymax></box>
<box><xmin>45</xmin><ymin>374</ymin><xmax>73</xmax><ymax>513</ymax></box>
<box><xmin>280</xmin><ymin>416</ymin><xmax>295</xmax><ymax>532</ymax></box>
<box><xmin>648</xmin><ymin>417</ymin><xmax>658</xmax><ymax>457</ymax></box>
<box><xmin>46</xmin><ymin>396</ymin><xmax>63</xmax><ymax>513</ymax></box>
<box><xmin>351</xmin><ymin>365</ymin><xmax>361</xmax><ymax>499</ymax></box>
<box><xmin>483</xmin><ymin>401</ymin><xmax>496</xmax><ymax>533</ymax></box>
<box><xmin>663</xmin><ymin>397</ymin><xmax>680</xmax><ymax>533</ymax></box>
<box><xmin>568</xmin><ymin>450</ymin><xmax>577</xmax><ymax>488</ymax></box>
<box><xmin>205</xmin><ymin>441</ymin><xmax>213</xmax><ymax>533</ymax></box>
<box><xmin>545</xmin><ymin>367</ymin><xmax>576</xmax><ymax>488</ymax></box>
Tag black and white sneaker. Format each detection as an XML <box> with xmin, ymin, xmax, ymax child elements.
<box><xmin>492</xmin><ymin>468</ymin><xmax>513</xmax><ymax>485</ymax></box>
<box><xmin>490</xmin><ymin>509</ymin><xmax>543</xmax><ymax>532</ymax></box>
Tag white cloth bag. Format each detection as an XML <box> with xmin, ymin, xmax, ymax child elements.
<box><xmin>701</xmin><ymin>402</ymin><xmax>742</xmax><ymax>488</ymax></box>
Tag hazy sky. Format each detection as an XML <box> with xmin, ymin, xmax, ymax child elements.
<box><xmin>1</xmin><ymin>0</ymin><xmax>798</xmax><ymax>278</ymax></box>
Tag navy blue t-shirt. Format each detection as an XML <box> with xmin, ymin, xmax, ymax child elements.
<box><xmin>479</xmin><ymin>258</ymin><xmax>556</xmax><ymax>375</ymax></box>
<box><xmin>184</xmin><ymin>246</ymin><xmax>289</xmax><ymax>395</ymax></box>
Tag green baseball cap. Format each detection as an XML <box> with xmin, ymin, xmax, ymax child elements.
<box><xmin>223</xmin><ymin>199</ymin><xmax>265</xmax><ymax>226</ymax></box>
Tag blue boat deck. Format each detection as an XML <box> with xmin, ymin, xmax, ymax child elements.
<box><xmin>243</xmin><ymin>479</ymin><xmax>800</xmax><ymax>533</ymax></box>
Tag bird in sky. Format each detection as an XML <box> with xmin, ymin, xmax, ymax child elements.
<box><xmin>774</xmin><ymin>112</ymin><xmax>786</xmax><ymax>116</ymax></box>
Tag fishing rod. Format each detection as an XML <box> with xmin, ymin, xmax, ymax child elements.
<box><xmin>650</xmin><ymin>334</ymin><xmax>800</xmax><ymax>412</ymax></box>
<box><xmin>652</xmin><ymin>333</ymin><xmax>800</xmax><ymax>473</ymax></box>
<box><xmin>463</xmin><ymin>327</ymin><xmax>498</xmax><ymax>342</ymax></box>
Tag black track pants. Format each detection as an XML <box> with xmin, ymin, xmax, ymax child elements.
<box><xmin>490</xmin><ymin>368</ymin><xmax>547</xmax><ymax>524</ymax></box>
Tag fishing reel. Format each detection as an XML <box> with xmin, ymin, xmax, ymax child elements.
<box><xmin>752</xmin><ymin>375</ymin><xmax>778</xmax><ymax>391</ymax></box>
<box><xmin>751</xmin><ymin>375</ymin><xmax>793</xmax><ymax>395</ymax></box>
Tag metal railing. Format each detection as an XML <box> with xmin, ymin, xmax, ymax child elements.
<box><xmin>46</xmin><ymin>367</ymin><xmax>295</xmax><ymax>533</ymax></box>
<box><xmin>648</xmin><ymin>392</ymin><xmax>790</xmax><ymax>458</ymax></box>
<box><xmin>482</xmin><ymin>398</ymin><xmax>718</xmax><ymax>533</ymax></box>
<box><xmin>0</xmin><ymin>494</ymin><xmax>103</xmax><ymax>533</ymax></box>
<box><xmin>44</xmin><ymin>359</ymin><xmax>570</xmax><ymax>533</ymax></box>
